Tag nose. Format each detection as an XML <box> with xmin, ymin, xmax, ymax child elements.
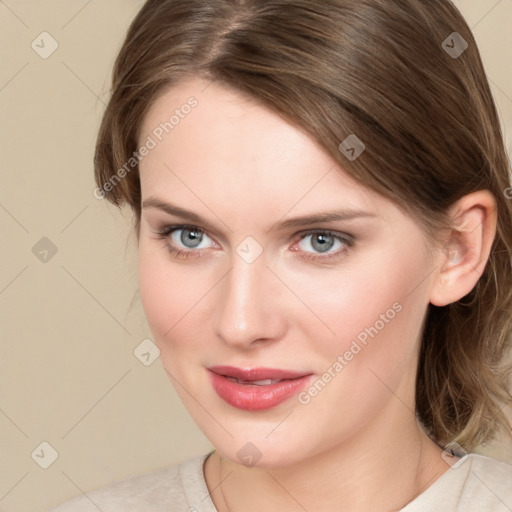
<box><xmin>212</xmin><ymin>251</ymin><xmax>287</xmax><ymax>349</ymax></box>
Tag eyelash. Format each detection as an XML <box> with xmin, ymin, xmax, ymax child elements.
<box><xmin>153</xmin><ymin>224</ymin><xmax>353</xmax><ymax>262</ymax></box>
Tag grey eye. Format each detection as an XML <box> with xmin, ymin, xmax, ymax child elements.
<box><xmin>176</xmin><ymin>228</ymin><xmax>205</xmax><ymax>248</ymax></box>
<box><xmin>309</xmin><ymin>233</ymin><xmax>336</xmax><ymax>253</ymax></box>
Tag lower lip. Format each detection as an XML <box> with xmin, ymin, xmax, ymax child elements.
<box><xmin>208</xmin><ymin>371</ymin><xmax>313</xmax><ymax>411</ymax></box>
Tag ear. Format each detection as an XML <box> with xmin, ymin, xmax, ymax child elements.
<box><xmin>429</xmin><ymin>190</ymin><xmax>497</xmax><ymax>307</ymax></box>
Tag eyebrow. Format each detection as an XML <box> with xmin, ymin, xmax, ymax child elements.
<box><xmin>141</xmin><ymin>197</ymin><xmax>377</xmax><ymax>232</ymax></box>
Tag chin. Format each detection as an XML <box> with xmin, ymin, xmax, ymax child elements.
<box><xmin>209</xmin><ymin>433</ymin><xmax>312</xmax><ymax>469</ymax></box>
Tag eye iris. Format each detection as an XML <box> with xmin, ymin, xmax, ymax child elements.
<box><xmin>311</xmin><ymin>233</ymin><xmax>334</xmax><ymax>253</ymax></box>
<box><xmin>180</xmin><ymin>228</ymin><xmax>203</xmax><ymax>248</ymax></box>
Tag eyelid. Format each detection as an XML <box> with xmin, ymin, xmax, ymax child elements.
<box><xmin>295</xmin><ymin>228</ymin><xmax>353</xmax><ymax>244</ymax></box>
<box><xmin>156</xmin><ymin>221</ymin><xmax>224</xmax><ymax>246</ymax></box>
<box><xmin>291</xmin><ymin>229</ymin><xmax>353</xmax><ymax>260</ymax></box>
<box><xmin>160</xmin><ymin>224</ymin><xmax>218</xmax><ymax>247</ymax></box>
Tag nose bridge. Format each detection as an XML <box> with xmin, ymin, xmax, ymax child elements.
<box><xmin>231</xmin><ymin>256</ymin><xmax>260</xmax><ymax>307</ymax></box>
<box><xmin>213</xmin><ymin>250</ymin><xmax>282</xmax><ymax>346</ymax></box>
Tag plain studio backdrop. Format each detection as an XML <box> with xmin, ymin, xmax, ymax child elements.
<box><xmin>1</xmin><ymin>1</ymin><xmax>511</xmax><ymax>511</ymax></box>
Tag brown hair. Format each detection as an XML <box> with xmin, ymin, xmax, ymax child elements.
<box><xmin>94</xmin><ymin>0</ymin><xmax>512</xmax><ymax>451</ymax></box>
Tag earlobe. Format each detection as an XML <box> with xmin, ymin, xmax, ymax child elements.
<box><xmin>429</xmin><ymin>190</ymin><xmax>497</xmax><ymax>307</ymax></box>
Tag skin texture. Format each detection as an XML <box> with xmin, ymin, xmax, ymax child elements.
<box><xmin>136</xmin><ymin>77</ymin><xmax>497</xmax><ymax>512</ymax></box>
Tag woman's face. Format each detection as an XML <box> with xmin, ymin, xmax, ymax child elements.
<box><xmin>137</xmin><ymin>77</ymin><xmax>438</xmax><ymax>467</ymax></box>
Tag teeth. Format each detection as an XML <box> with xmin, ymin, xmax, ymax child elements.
<box><xmin>226</xmin><ymin>377</ymin><xmax>283</xmax><ymax>385</ymax></box>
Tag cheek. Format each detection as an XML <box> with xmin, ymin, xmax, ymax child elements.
<box><xmin>138</xmin><ymin>248</ymin><xmax>166</xmax><ymax>335</ymax></box>
<box><xmin>297</xmin><ymin>243</ymin><xmax>430</xmax><ymax>368</ymax></box>
<box><xmin>289</xmin><ymin>252</ymin><xmax>429</xmax><ymax>434</ymax></box>
<box><xmin>137</xmin><ymin>243</ymin><xmax>215</xmax><ymax>357</ymax></box>
<box><xmin>137</xmin><ymin>245</ymin><xmax>187</xmax><ymax>347</ymax></box>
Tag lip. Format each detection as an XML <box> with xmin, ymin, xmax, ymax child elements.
<box><xmin>208</xmin><ymin>366</ymin><xmax>314</xmax><ymax>411</ymax></box>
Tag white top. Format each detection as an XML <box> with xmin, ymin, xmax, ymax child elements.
<box><xmin>47</xmin><ymin>451</ymin><xmax>512</xmax><ymax>511</ymax></box>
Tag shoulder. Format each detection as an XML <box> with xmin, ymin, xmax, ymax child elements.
<box><xmin>46</xmin><ymin>452</ymin><xmax>212</xmax><ymax>512</ymax></box>
<box><xmin>459</xmin><ymin>453</ymin><xmax>512</xmax><ymax>510</ymax></box>
<box><xmin>400</xmin><ymin>452</ymin><xmax>512</xmax><ymax>512</ymax></box>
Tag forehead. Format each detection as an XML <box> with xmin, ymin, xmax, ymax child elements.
<box><xmin>137</xmin><ymin>77</ymin><xmax>393</xmax><ymax>227</ymax></box>
<box><xmin>139</xmin><ymin>76</ymin><xmax>332</xmax><ymax>172</ymax></box>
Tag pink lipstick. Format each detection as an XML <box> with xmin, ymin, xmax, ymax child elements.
<box><xmin>208</xmin><ymin>366</ymin><xmax>313</xmax><ymax>411</ymax></box>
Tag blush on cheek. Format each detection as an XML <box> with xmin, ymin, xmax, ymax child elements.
<box><xmin>138</xmin><ymin>254</ymin><xmax>175</xmax><ymax>345</ymax></box>
<box><xmin>315</xmin><ymin>263</ymin><xmax>423</xmax><ymax>379</ymax></box>
<box><xmin>137</xmin><ymin>249</ymin><xmax>211</xmax><ymax>351</ymax></box>
<box><xmin>297</xmin><ymin>279</ymin><xmax>396</xmax><ymax>358</ymax></box>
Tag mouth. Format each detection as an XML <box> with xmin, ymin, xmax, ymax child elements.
<box><xmin>208</xmin><ymin>365</ymin><xmax>312</xmax><ymax>381</ymax></box>
<box><xmin>207</xmin><ymin>365</ymin><xmax>314</xmax><ymax>410</ymax></box>
<box><xmin>224</xmin><ymin>376</ymin><xmax>287</xmax><ymax>386</ymax></box>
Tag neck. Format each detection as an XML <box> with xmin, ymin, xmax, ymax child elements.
<box><xmin>205</xmin><ymin>407</ymin><xmax>447</xmax><ymax>512</ymax></box>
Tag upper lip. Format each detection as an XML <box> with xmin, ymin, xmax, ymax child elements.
<box><xmin>208</xmin><ymin>365</ymin><xmax>312</xmax><ymax>380</ymax></box>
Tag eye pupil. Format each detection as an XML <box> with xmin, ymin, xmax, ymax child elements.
<box><xmin>312</xmin><ymin>233</ymin><xmax>334</xmax><ymax>253</ymax></box>
<box><xmin>180</xmin><ymin>228</ymin><xmax>203</xmax><ymax>248</ymax></box>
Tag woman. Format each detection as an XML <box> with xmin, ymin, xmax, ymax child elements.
<box><xmin>50</xmin><ymin>0</ymin><xmax>512</xmax><ymax>510</ymax></box>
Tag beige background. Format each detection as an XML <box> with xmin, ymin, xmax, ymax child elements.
<box><xmin>1</xmin><ymin>1</ymin><xmax>511</xmax><ymax>511</ymax></box>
